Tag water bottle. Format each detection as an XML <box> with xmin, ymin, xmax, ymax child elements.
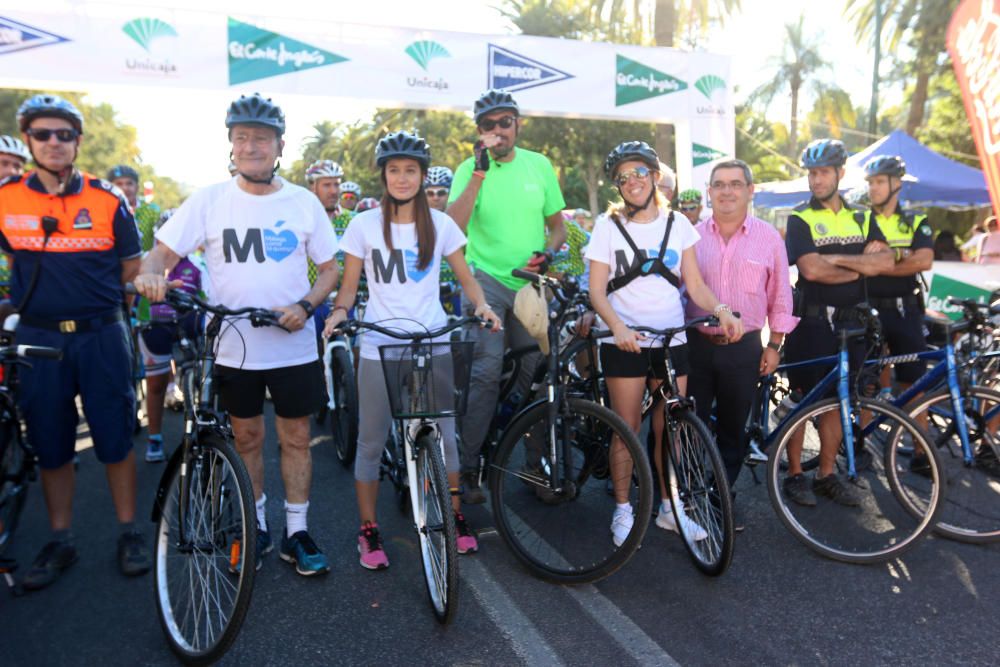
<box><xmin>773</xmin><ymin>389</ymin><xmax>803</xmax><ymax>421</ymax></box>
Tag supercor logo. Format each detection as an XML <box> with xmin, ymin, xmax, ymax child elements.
<box><xmin>487</xmin><ymin>44</ymin><xmax>573</xmax><ymax>93</ymax></box>
<box><xmin>0</xmin><ymin>16</ymin><xmax>69</xmax><ymax>56</ymax></box>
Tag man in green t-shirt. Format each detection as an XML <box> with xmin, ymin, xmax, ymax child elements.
<box><xmin>447</xmin><ymin>89</ymin><xmax>567</xmax><ymax>504</ymax></box>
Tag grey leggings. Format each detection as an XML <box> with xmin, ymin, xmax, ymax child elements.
<box><xmin>354</xmin><ymin>355</ymin><xmax>460</xmax><ymax>482</ymax></box>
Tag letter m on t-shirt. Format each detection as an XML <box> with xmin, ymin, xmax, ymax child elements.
<box><xmin>371</xmin><ymin>248</ymin><xmax>406</xmax><ymax>283</ymax></box>
<box><xmin>613</xmin><ymin>249</ymin><xmax>647</xmax><ymax>277</ymax></box>
<box><xmin>223</xmin><ymin>228</ymin><xmax>265</xmax><ymax>263</ymax></box>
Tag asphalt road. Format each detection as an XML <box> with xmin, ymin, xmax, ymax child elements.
<box><xmin>2</xmin><ymin>405</ymin><xmax>998</xmax><ymax>666</ymax></box>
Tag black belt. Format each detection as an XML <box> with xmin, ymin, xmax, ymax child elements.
<box><xmin>868</xmin><ymin>295</ymin><xmax>922</xmax><ymax>311</ymax></box>
<box><xmin>801</xmin><ymin>305</ymin><xmax>859</xmax><ymax>322</ymax></box>
<box><xmin>20</xmin><ymin>310</ymin><xmax>123</xmax><ymax>334</ymax></box>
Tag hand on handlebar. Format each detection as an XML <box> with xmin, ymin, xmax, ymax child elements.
<box><xmin>574</xmin><ymin>311</ymin><xmax>596</xmax><ymax>337</ymax></box>
<box><xmin>475</xmin><ymin>303</ymin><xmax>503</xmax><ymax>332</ymax></box>
<box><xmin>323</xmin><ymin>307</ymin><xmax>348</xmax><ymax>338</ymax></box>
<box><xmin>718</xmin><ymin>310</ymin><xmax>744</xmax><ymax>342</ymax></box>
<box><xmin>611</xmin><ymin>320</ymin><xmax>644</xmax><ymax>354</ymax></box>
<box><xmin>132</xmin><ymin>274</ymin><xmax>184</xmax><ymax>303</ymax></box>
<box><xmin>274</xmin><ymin>304</ymin><xmax>308</xmax><ymax>332</ymax></box>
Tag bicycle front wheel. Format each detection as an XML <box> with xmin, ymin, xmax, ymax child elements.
<box><xmin>413</xmin><ymin>433</ymin><xmax>458</xmax><ymax>624</ymax></box>
<box><xmin>899</xmin><ymin>386</ymin><xmax>1000</xmax><ymax>543</ymax></box>
<box><xmin>664</xmin><ymin>407</ymin><xmax>734</xmax><ymax>576</ymax></box>
<box><xmin>0</xmin><ymin>419</ymin><xmax>26</xmax><ymax>557</ymax></box>
<box><xmin>766</xmin><ymin>397</ymin><xmax>942</xmax><ymax>564</ymax></box>
<box><xmin>488</xmin><ymin>397</ymin><xmax>653</xmax><ymax>584</ymax></box>
<box><xmin>330</xmin><ymin>346</ymin><xmax>359</xmax><ymax>467</ymax></box>
<box><xmin>154</xmin><ymin>435</ymin><xmax>257</xmax><ymax>665</ymax></box>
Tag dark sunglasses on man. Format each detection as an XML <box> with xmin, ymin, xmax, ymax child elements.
<box><xmin>426</xmin><ymin>188</ymin><xmax>449</xmax><ymax>198</ymax></box>
<box><xmin>478</xmin><ymin>115</ymin><xmax>516</xmax><ymax>132</ymax></box>
<box><xmin>679</xmin><ymin>204</ymin><xmax>699</xmax><ymax>212</ymax></box>
<box><xmin>26</xmin><ymin>128</ymin><xmax>79</xmax><ymax>143</ymax></box>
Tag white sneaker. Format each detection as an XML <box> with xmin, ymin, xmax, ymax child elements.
<box><xmin>610</xmin><ymin>506</ymin><xmax>634</xmax><ymax>547</ymax></box>
<box><xmin>655</xmin><ymin>501</ymin><xmax>708</xmax><ymax>541</ymax></box>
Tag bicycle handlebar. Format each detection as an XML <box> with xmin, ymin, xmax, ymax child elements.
<box><xmin>590</xmin><ymin>314</ymin><xmax>726</xmax><ymax>340</ymax></box>
<box><xmin>333</xmin><ymin>316</ymin><xmax>484</xmax><ymax>340</ymax></box>
<box><xmin>4</xmin><ymin>344</ymin><xmax>62</xmax><ymax>361</ymax></box>
<box><xmin>125</xmin><ymin>283</ymin><xmax>289</xmax><ymax>332</ymax></box>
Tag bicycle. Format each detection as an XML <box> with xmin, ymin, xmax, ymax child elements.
<box><xmin>0</xmin><ymin>315</ymin><xmax>61</xmax><ymax>597</ymax></box>
<box><xmin>333</xmin><ymin>315</ymin><xmax>479</xmax><ymax>624</ymax></box>
<box><xmin>320</xmin><ymin>288</ymin><xmax>366</xmax><ymax>467</ymax></box>
<box><xmin>486</xmin><ymin>270</ymin><xmax>653</xmax><ymax>584</ymax></box>
<box><xmin>133</xmin><ymin>286</ymin><xmax>286</xmax><ymax>665</ymax></box>
<box><xmin>744</xmin><ymin>305</ymin><xmax>943</xmax><ymax>563</ymax></box>
<box><xmin>590</xmin><ymin>316</ymin><xmax>736</xmax><ymax>576</ymax></box>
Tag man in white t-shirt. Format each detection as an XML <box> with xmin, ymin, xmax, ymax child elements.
<box><xmin>134</xmin><ymin>94</ymin><xmax>340</xmax><ymax>576</ymax></box>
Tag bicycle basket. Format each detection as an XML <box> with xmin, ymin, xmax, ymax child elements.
<box><xmin>378</xmin><ymin>340</ymin><xmax>474</xmax><ymax>419</ymax></box>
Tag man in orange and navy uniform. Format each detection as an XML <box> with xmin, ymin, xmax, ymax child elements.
<box><xmin>0</xmin><ymin>94</ymin><xmax>149</xmax><ymax>590</ymax></box>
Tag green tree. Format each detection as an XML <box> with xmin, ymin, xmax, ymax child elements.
<box><xmin>734</xmin><ymin>105</ymin><xmax>796</xmax><ymax>183</ymax></box>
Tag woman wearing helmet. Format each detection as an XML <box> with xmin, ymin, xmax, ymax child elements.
<box><xmin>585</xmin><ymin>141</ymin><xmax>742</xmax><ymax>546</ymax></box>
<box><xmin>324</xmin><ymin>130</ymin><xmax>501</xmax><ymax>570</ymax></box>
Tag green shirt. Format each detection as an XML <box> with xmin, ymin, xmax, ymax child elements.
<box><xmin>550</xmin><ymin>219</ymin><xmax>589</xmax><ymax>277</ymax></box>
<box><xmin>135</xmin><ymin>202</ymin><xmax>161</xmax><ymax>253</ymax></box>
<box><xmin>308</xmin><ymin>209</ymin><xmax>354</xmax><ymax>284</ymax></box>
<box><xmin>449</xmin><ymin>147</ymin><xmax>565</xmax><ymax>290</ymax></box>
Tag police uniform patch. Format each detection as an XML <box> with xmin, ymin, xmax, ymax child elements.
<box><xmin>73</xmin><ymin>208</ymin><xmax>93</xmax><ymax>229</ymax></box>
<box><xmin>920</xmin><ymin>225</ymin><xmax>932</xmax><ymax>235</ymax></box>
<box><xmin>815</xmin><ymin>223</ymin><xmax>828</xmax><ymax>235</ymax></box>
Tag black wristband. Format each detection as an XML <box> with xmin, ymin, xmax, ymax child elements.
<box><xmin>766</xmin><ymin>341</ymin><xmax>782</xmax><ymax>352</ymax></box>
<box><xmin>296</xmin><ymin>299</ymin><xmax>315</xmax><ymax>317</ymax></box>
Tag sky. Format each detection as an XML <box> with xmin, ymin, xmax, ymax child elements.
<box><xmin>24</xmin><ymin>0</ymin><xmax>887</xmax><ymax>189</ymax></box>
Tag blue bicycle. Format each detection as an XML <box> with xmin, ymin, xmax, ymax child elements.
<box><xmin>745</xmin><ymin>305</ymin><xmax>942</xmax><ymax>564</ymax></box>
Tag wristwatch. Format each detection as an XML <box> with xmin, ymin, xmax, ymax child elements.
<box><xmin>296</xmin><ymin>299</ymin><xmax>315</xmax><ymax>317</ymax></box>
<box><xmin>766</xmin><ymin>341</ymin><xmax>782</xmax><ymax>352</ymax></box>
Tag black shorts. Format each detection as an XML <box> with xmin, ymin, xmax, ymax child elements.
<box><xmin>878</xmin><ymin>306</ymin><xmax>928</xmax><ymax>383</ymax></box>
<box><xmin>783</xmin><ymin>315</ymin><xmax>867</xmax><ymax>398</ymax></box>
<box><xmin>600</xmin><ymin>343</ymin><xmax>690</xmax><ymax>379</ymax></box>
<box><xmin>215</xmin><ymin>360</ymin><xmax>325</xmax><ymax>419</ymax></box>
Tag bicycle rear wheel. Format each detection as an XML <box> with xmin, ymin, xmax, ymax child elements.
<box><xmin>330</xmin><ymin>346</ymin><xmax>358</xmax><ymax>467</ymax></box>
<box><xmin>154</xmin><ymin>435</ymin><xmax>257</xmax><ymax>665</ymax></box>
<box><xmin>766</xmin><ymin>397</ymin><xmax>942</xmax><ymax>564</ymax></box>
<box><xmin>488</xmin><ymin>397</ymin><xmax>653</xmax><ymax>584</ymax></box>
<box><xmin>664</xmin><ymin>407</ymin><xmax>734</xmax><ymax>576</ymax></box>
<box><xmin>413</xmin><ymin>433</ymin><xmax>458</xmax><ymax>624</ymax></box>
<box><xmin>897</xmin><ymin>386</ymin><xmax>1000</xmax><ymax>543</ymax></box>
<box><xmin>0</xmin><ymin>419</ymin><xmax>26</xmax><ymax>557</ymax></box>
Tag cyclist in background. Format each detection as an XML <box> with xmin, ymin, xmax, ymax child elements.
<box><xmin>586</xmin><ymin>141</ymin><xmax>742</xmax><ymax>547</ymax></box>
<box><xmin>305</xmin><ymin>159</ymin><xmax>352</xmax><ymax>331</ymax></box>
<box><xmin>677</xmin><ymin>188</ymin><xmax>703</xmax><ymax>225</ymax></box>
<box><xmin>0</xmin><ymin>135</ymin><xmax>29</xmax><ymax>180</ymax></box>
<box><xmin>573</xmin><ymin>207</ymin><xmax>593</xmax><ymax>232</ymax></box>
<box><xmin>323</xmin><ymin>130</ymin><xmax>501</xmax><ymax>569</ymax></box>
<box><xmin>340</xmin><ymin>181</ymin><xmax>362</xmax><ymax>214</ymax></box>
<box><xmin>356</xmin><ymin>197</ymin><xmax>380</xmax><ymax>212</ymax></box>
<box><xmin>108</xmin><ymin>165</ymin><xmax>159</xmax><ymax>253</ymax></box>
<box><xmin>425</xmin><ymin>166</ymin><xmax>453</xmax><ymax>213</ymax></box>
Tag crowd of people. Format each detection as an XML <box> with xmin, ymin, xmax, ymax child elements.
<box><xmin>0</xmin><ymin>86</ymin><xmax>988</xmax><ymax>591</ymax></box>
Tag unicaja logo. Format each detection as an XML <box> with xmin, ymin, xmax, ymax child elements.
<box><xmin>122</xmin><ymin>18</ymin><xmax>177</xmax><ymax>52</ymax></box>
<box><xmin>694</xmin><ymin>75</ymin><xmax>726</xmax><ymax>101</ymax></box>
<box><xmin>405</xmin><ymin>40</ymin><xmax>450</xmax><ymax>71</ymax></box>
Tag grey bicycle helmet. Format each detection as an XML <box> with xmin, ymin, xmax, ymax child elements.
<box><xmin>375</xmin><ymin>130</ymin><xmax>431</xmax><ymax>169</ymax></box>
<box><xmin>424</xmin><ymin>166</ymin><xmax>453</xmax><ymax>188</ymax></box>
<box><xmin>473</xmin><ymin>89</ymin><xmax>519</xmax><ymax>124</ymax></box>
<box><xmin>225</xmin><ymin>93</ymin><xmax>285</xmax><ymax>136</ymax></box>
<box><xmin>864</xmin><ymin>155</ymin><xmax>906</xmax><ymax>179</ymax></box>
<box><xmin>604</xmin><ymin>141</ymin><xmax>659</xmax><ymax>179</ymax></box>
<box><xmin>305</xmin><ymin>159</ymin><xmax>344</xmax><ymax>184</ymax></box>
<box><xmin>0</xmin><ymin>135</ymin><xmax>29</xmax><ymax>161</ymax></box>
<box><xmin>801</xmin><ymin>139</ymin><xmax>848</xmax><ymax>169</ymax></box>
<box><xmin>340</xmin><ymin>181</ymin><xmax>362</xmax><ymax>196</ymax></box>
<box><xmin>17</xmin><ymin>94</ymin><xmax>84</xmax><ymax>133</ymax></box>
<box><xmin>107</xmin><ymin>165</ymin><xmax>139</xmax><ymax>183</ymax></box>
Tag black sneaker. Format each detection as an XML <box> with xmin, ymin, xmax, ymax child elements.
<box><xmin>812</xmin><ymin>473</ymin><xmax>863</xmax><ymax>507</ymax></box>
<box><xmin>460</xmin><ymin>471</ymin><xmax>485</xmax><ymax>505</ymax></box>
<box><xmin>22</xmin><ymin>540</ymin><xmax>78</xmax><ymax>591</ymax></box>
<box><xmin>909</xmin><ymin>453</ymin><xmax>933</xmax><ymax>478</ymax></box>
<box><xmin>118</xmin><ymin>530</ymin><xmax>151</xmax><ymax>577</ymax></box>
<box><xmin>733</xmin><ymin>504</ymin><xmax>746</xmax><ymax>533</ymax></box>
<box><xmin>783</xmin><ymin>474</ymin><xmax>817</xmax><ymax>507</ymax></box>
<box><xmin>279</xmin><ymin>530</ymin><xmax>330</xmax><ymax>576</ymax></box>
<box><xmin>975</xmin><ymin>445</ymin><xmax>1000</xmax><ymax>477</ymax></box>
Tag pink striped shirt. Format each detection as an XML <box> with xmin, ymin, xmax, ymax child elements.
<box><xmin>686</xmin><ymin>214</ymin><xmax>799</xmax><ymax>336</ymax></box>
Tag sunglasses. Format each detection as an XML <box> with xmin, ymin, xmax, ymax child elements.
<box><xmin>341</xmin><ymin>193</ymin><xmax>357</xmax><ymax>200</ymax></box>
<box><xmin>615</xmin><ymin>165</ymin><xmax>651</xmax><ymax>187</ymax></box>
<box><xmin>26</xmin><ymin>128</ymin><xmax>79</xmax><ymax>143</ymax></box>
<box><xmin>478</xmin><ymin>115</ymin><xmax>516</xmax><ymax>132</ymax></box>
<box><xmin>426</xmin><ymin>188</ymin><xmax>449</xmax><ymax>197</ymax></box>
<box><xmin>679</xmin><ymin>204</ymin><xmax>699</xmax><ymax>212</ymax></box>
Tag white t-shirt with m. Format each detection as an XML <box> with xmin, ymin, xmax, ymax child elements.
<box><xmin>339</xmin><ymin>208</ymin><xmax>466</xmax><ymax>360</ymax></box>
<box><xmin>585</xmin><ymin>208</ymin><xmax>699</xmax><ymax>347</ymax></box>
<box><xmin>156</xmin><ymin>177</ymin><xmax>338</xmax><ymax>370</ymax></box>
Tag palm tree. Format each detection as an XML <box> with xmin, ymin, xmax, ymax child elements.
<box><xmin>751</xmin><ymin>16</ymin><xmax>829</xmax><ymax>157</ymax></box>
<box><xmin>844</xmin><ymin>0</ymin><xmax>959</xmax><ymax>136</ymax></box>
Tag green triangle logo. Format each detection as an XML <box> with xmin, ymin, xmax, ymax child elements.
<box><xmin>615</xmin><ymin>54</ymin><xmax>687</xmax><ymax>106</ymax></box>
<box><xmin>693</xmin><ymin>142</ymin><xmax>727</xmax><ymax>167</ymax></box>
<box><xmin>227</xmin><ymin>17</ymin><xmax>348</xmax><ymax>85</ymax></box>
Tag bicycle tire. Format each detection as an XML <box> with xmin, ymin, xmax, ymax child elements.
<box><xmin>898</xmin><ymin>385</ymin><xmax>1000</xmax><ymax>543</ymax></box>
<box><xmin>766</xmin><ymin>397</ymin><xmax>942</xmax><ymax>564</ymax></box>
<box><xmin>154</xmin><ymin>434</ymin><xmax>257</xmax><ymax>665</ymax></box>
<box><xmin>413</xmin><ymin>433</ymin><xmax>458</xmax><ymax>624</ymax></box>
<box><xmin>134</xmin><ymin>375</ymin><xmax>146</xmax><ymax>435</ymax></box>
<box><xmin>330</xmin><ymin>346</ymin><xmax>359</xmax><ymax>467</ymax></box>
<box><xmin>0</xmin><ymin>419</ymin><xmax>27</xmax><ymax>557</ymax></box>
<box><xmin>488</xmin><ymin>397</ymin><xmax>653</xmax><ymax>584</ymax></box>
<box><xmin>664</xmin><ymin>407</ymin><xmax>734</xmax><ymax>576</ymax></box>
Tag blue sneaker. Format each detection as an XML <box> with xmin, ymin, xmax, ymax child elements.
<box><xmin>230</xmin><ymin>526</ymin><xmax>271</xmax><ymax>574</ymax></box>
<box><xmin>280</xmin><ymin>530</ymin><xmax>330</xmax><ymax>576</ymax></box>
<box><xmin>145</xmin><ymin>438</ymin><xmax>165</xmax><ymax>463</ymax></box>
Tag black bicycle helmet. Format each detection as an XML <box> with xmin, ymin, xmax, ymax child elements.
<box><xmin>864</xmin><ymin>154</ymin><xmax>906</xmax><ymax>179</ymax></box>
<box><xmin>107</xmin><ymin>165</ymin><xmax>139</xmax><ymax>183</ymax></box>
<box><xmin>17</xmin><ymin>94</ymin><xmax>84</xmax><ymax>134</ymax></box>
<box><xmin>604</xmin><ymin>141</ymin><xmax>659</xmax><ymax>179</ymax></box>
<box><xmin>225</xmin><ymin>93</ymin><xmax>285</xmax><ymax>136</ymax></box>
<box><xmin>800</xmin><ymin>139</ymin><xmax>847</xmax><ymax>169</ymax></box>
<box><xmin>473</xmin><ymin>89</ymin><xmax>519</xmax><ymax>124</ymax></box>
<box><xmin>375</xmin><ymin>130</ymin><xmax>431</xmax><ymax>169</ymax></box>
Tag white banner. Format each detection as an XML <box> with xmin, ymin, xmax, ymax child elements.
<box><xmin>0</xmin><ymin>8</ymin><xmax>733</xmax><ymax>189</ymax></box>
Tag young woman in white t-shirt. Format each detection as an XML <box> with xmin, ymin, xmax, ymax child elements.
<box><xmin>585</xmin><ymin>141</ymin><xmax>743</xmax><ymax>547</ymax></box>
<box><xmin>324</xmin><ymin>131</ymin><xmax>501</xmax><ymax>570</ymax></box>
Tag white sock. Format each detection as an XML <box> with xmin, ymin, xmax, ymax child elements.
<box><xmin>660</xmin><ymin>499</ymin><xmax>671</xmax><ymax>514</ymax></box>
<box><xmin>255</xmin><ymin>493</ymin><xmax>267</xmax><ymax>532</ymax></box>
<box><xmin>285</xmin><ymin>500</ymin><xmax>309</xmax><ymax>537</ymax></box>
<box><xmin>615</xmin><ymin>502</ymin><xmax>631</xmax><ymax>513</ymax></box>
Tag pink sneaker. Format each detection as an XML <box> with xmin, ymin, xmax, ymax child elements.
<box><xmin>454</xmin><ymin>512</ymin><xmax>478</xmax><ymax>554</ymax></box>
<box><xmin>358</xmin><ymin>522</ymin><xmax>389</xmax><ymax>570</ymax></box>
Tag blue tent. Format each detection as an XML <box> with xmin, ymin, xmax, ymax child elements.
<box><xmin>754</xmin><ymin>130</ymin><xmax>991</xmax><ymax>210</ymax></box>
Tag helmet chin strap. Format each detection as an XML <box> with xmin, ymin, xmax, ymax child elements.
<box><xmin>29</xmin><ymin>144</ymin><xmax>77</xmax><ymax>194</ymax></box>
<box><xmin>620</xmin><ymin>186</ymin><xmax>656</xmax><ymax>219</ymax></box>
<box><xmin>234</xmin><ymin>152</ymin><xmax>280</xmax><ymax>185</ymax></box>
<box><xmin>873</xmin><ymin>182</ymin><xmax>903</xmax><ymax>210</ymax></box>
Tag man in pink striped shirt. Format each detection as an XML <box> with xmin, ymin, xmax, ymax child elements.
<box><xmin>686</xmin><ymin>160</ymin><xmax>799</xmax><ymax>527</ymax></box>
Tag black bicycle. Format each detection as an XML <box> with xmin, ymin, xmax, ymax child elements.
<box><xmin>0</xmin><ymin>317</ymin><xmax>62</xmax><ymax>596</ymax></box>
<box><xmin>133</xmin><ymin>286</ymin><xmax>286</xmax><ymax>665</ymax></box>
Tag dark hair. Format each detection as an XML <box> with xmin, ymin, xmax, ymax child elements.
<box><xmin>709</xmin><ymin>159</ymin><xmax>754</xmax><ymax>185</ymax></box>
<box><xmin>379</xmin><ymin>162</ymin><xmax>436</xmax><ymax>271</ymax></box>
<box><xmin>933</xmin><ymin>230</ymin><xmax>962</xmax><ymax>261</ymax></box>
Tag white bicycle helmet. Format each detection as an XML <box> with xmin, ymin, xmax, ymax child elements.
<box><xmin>305</xmin><ymin>159</ymin><xmax>344</xmax><ymax>184</ymax></box>
<box><xmin>0</xmin><ymin>135</ymin><xmax>30</xmax><ymax>162</ymax></box>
